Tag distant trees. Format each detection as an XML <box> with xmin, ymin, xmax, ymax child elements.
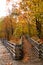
<box><xmin>3</xmin><ymin>16</ymin><xmax>16</xmax><ymax>40</ymax></box>
<box><xmin>18</xmin><ymin>0</ymin><xmax>38</xmax><ymax>37</ymax></box>
<box><xmin>31</xmin><ymin>0</ymin><xmax>43</xmax><ymax>39</ymax></box>
<box><xmin>22</xmin><ymin>0</ymin><xmax>43</xmax><ymax>38</ymax></box>
<box><xmin>0</xmin><ymin>0</ymin><xmax>43</xmax><ymax>40</ymax></box>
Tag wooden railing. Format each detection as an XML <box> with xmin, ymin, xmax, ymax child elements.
<box><xmin>25</xmin><ymin>35</ymin><xmax>43</xmax><ymax>59</ymax></box>
<box><xmin>2</xmin><ymin>37</ymin><xmax>23</xmax><ymax>60</ymax></box>
<box><xmin>1</xmin><ymin>35</ymin><xmax>43</xmax><ymax>59</ymax></box>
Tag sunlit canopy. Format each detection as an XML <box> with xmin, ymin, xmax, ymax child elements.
<box><xmin>0</xmin><ymin>0</ymin><xmax>22</xmax><ymax>18</ymax></box>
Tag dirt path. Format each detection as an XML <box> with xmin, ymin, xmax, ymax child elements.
<box><xmin>22</xmin><ymin>36</ymin><xmax>32</xmax><ymax>59</ymax></box>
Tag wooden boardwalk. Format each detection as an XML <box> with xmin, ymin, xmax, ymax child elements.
<box><xmin>0</xmin><ymin>39</ymin><xmax>43</xmax><ymax>65</ymax></box>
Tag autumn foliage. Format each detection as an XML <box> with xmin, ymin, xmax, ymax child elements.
<box><xmin>0</xmin><ymin>0</ymin><xmax>43</xmax><ymax>42</ymax></box>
